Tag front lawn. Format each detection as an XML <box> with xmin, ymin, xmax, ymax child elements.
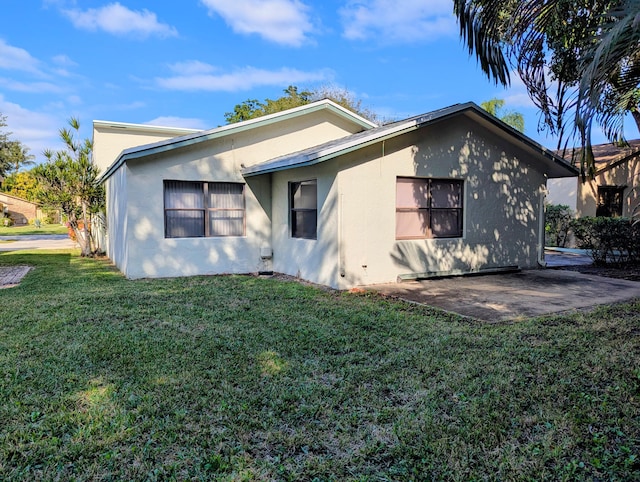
<box><xmin>0</xmin><ymin>224</ymin><xmax>68</xmax><ymax>236</ymax></box>
<box><xmin>0</xmin><ymin>250</ymin><xmax>638</xmax><ymax>480</ymax></box>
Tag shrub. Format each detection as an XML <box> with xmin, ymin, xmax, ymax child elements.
<box><xmin>2</xmin><ymin>216</ymin><xmax>13</xmax><ymax>227</ymax></box>
<box><xmin>572</xmin><ymin>216</ymin><xmax>640</xmax><ymax>265</ymax></box>
<box><xmin>545</xmin><ymin>204</ymin><xmax>574</xmax><ymax>247</ymax></box>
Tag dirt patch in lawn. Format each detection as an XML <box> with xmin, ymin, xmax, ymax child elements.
<box><xmin>0</xmin><ymin>265</ymin><xmax>32</xmax><ymax>288</ymax></box>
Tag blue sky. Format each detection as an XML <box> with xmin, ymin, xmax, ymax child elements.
<box><xmin>0</xmin><ymin>0</ymin><xmax>631</xmax><ymax>165</ymax></box>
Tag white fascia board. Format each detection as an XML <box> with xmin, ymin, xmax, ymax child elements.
<box><xmin>97</xmin><ymin>99</ymin><xmax>377</xmax><ymax>184</ymax></box>
<box><xmin>93</xmin><ymin>120</ymin><xmax>201</xmax><ymax>136</ymax></box>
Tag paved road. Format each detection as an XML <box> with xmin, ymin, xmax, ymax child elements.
<box><xmin>0</xmin><ymin>234</ymin><xmax>76</xmax><ymax>251</ymax></box>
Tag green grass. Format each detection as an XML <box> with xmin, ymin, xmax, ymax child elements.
<box><xmin>0</xmin><ymin>224</ymin><xmax>68</xmax><ymax>236</ymax></box>
<box><xmin>0</xmin><ymin>250</ymin><xmax>639</xmax><ymax>481</ymax></box>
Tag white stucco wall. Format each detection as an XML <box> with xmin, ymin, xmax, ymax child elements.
<box><xmin>271</xmin><ymin>163</ymin><xmax>340</xmax><ymax>287</ymax></box>
<box><xmin>109</xmin><ymin>108</ymin><xmax>365</xmax><ymax>279</ymax></box>
<box><xmin>270</xmin><ymin>117</ymin><xmax>548</xmax><ymax>289</ymax></box>
<box><xmin>547</xmin><ymin>177</ymin><xmax>578</xmax><ymax>212</ymax></box>
<box><xmin>105</xmin><ymin>164</ymin><xmax>128</xmax><ymax>273</ymax></box>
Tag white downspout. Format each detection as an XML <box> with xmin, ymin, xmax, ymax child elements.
<box><xmin>537</xmin><ymin>187</ymin><xmax>547</xmax><ymax>267</ymax></box>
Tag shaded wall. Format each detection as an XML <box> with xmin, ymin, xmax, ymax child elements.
<box><xmin>336</xmin><ymin>117</ymin><xmax>546</xmax><ymax>288</ymax></box>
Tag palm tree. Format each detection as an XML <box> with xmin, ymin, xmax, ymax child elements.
<box><xmin>453</xmin><ymin>0</ymin><xmax>640</xmax><ymax>175</ymax></box>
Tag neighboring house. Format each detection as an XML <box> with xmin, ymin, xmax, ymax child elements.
<box><xmin>547</xmin><ymin>139</ymin><xmax>640</xmax><ymax>218</ymax></box>
<box><xmin>95</xmin><ymin>100</ymin><xmax>577</xmax><ymax>289</ymax></box>
<box><xmin>0</xmin><ymin>192</ymin><xmax>39</xmax><ymax>225</ymax></box>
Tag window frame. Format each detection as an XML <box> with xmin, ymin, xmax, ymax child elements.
<box><xmin>596</xmin><ymin>185</ymin><xmax>625</xmax><ymax>217</ymax></box>
<box><xmin>164</xmin><ymin>180</ymin><xmax>246</xmax><ymax>238</ymax></box>
<box><xmin>289</xmin><ymin>179</ymin><xmax>318</xmax><ymax>240</ymax></box>
<box><xmin>396</xmin><ymin>177</ymin><xmax>464</xmax><ymax>240</ymax></box>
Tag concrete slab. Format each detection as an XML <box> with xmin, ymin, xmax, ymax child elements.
<box><xmin>367</xmin><ymin>269</ymin><xmax>640</xmax><ymax>321</ymax></box>
<box><xmin>544</xmin><ymin>247</ymin><xmax>593</xmax><ymax>267</ymax></box>
<box><xmin>0</xmin><ymin>265</ymin><xmax>32</xmax><ymax>288</ymax></box>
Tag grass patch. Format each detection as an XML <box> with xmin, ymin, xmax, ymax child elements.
<box><xmin>0</xmin><ymin>250</ymin><xmax>639</xmax><ymax>480</ymax></box>
<box><xmin>0</xmin><ymin>224</ymin><xmax>68</xmax><ymax>236</ymax></box>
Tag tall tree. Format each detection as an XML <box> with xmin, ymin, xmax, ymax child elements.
<box><xmin>454</xmin><ymin>0</ymin><xmax>640</xmax><ymax>175</ymax></box>
<box><xmin>34</xmin><ymin>118</ymin><xmax>104</xmax><ymax>256</ymax></box>
<box><xmin>481</xmin><ymin>98</ymin><xmax>525</xmax><ymax>132</ymax></box>
<box><xmin>0</xmin><ymin>170</ymin><xmax>41</xmax><ymax>202</ymax></box>
<box><xmin>0</xmin><ymin>113</ymin><xmax>35</xmax><ymax>176</ymax></box>
<box><xmin>225</xmin><ymin>85</ymin><xmax>383</xmax><ymax>125</ymax></box>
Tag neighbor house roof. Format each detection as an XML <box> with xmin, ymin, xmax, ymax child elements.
<box><xmin>242</xmin><ymin>102</ymin><xmax>579</xmax><ymax>179</ymax></box>
<box><xmin>97</xmin><ymin>99</ymin><xmax>378</xmax><ymax>184</ymax></box>
<box><xmin>0</xmin><ymin>192</ymin><xmax>39</xmax><ymax>207</ymax></box>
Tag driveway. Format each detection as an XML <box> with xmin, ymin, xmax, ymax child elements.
<box><xmin>0</xmin><ymin>234</ymin><xmax>76</xmax><ymax>252</ymax></box>
<box><xmin>368</xmin><ymin>252</ymin><xmax>640</xmax><ymax>321</ymax></box>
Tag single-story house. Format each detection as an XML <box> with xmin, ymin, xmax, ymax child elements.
<box><xmin>0</xmin><ymin>192</ymin><xmax>40</xmax><ymax>225</ymax></box>
<box><xmin>547</xmin><ymin>139</ymin><xmax>640</xmax><ymax>218</ymax></box>
<box><xmin>95</xmin><ymin>99</ymin><xmax>577</xmax><ymax>289</ymax></box>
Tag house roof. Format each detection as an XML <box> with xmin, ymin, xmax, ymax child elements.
<box><xmin>558</xmin><ymin>139</ymin><xmax>640</xmax><ymax>175</ymax></box>
<box><xmin>0</xmin><ymin>192</ymin><xmax>39</xmax><ymax>207</ymax></box>
<box><xmin>97</xmin><ymin>99</ymin><xmax>378</xmax><ymax>184</ymax></box>
<box><xmin>93</xmin><ymin>120</ymin><xmax>201</xmax><ymax>136</ymax></box>
<box><xmin>241</xmin><ymin>102</ymin><xmax>579</xmax><ymax>179</ymax></box>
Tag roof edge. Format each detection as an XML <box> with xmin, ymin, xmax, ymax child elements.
<box><xmin>93</xmin><ymin>120</ymin><xmax>201</xmax><ymax>135</ymax></box>
<box><xmin>243</xmin><ymin>102</ymin><xmax>579</xmax><ymax>178</ymax></box>
<box><xmin>97</xmin><ymin>99</ymin><xmax>378</xmax><ymax>184</ymax></box>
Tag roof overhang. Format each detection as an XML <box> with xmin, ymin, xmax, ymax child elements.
<box><xmin>97</xmin><ymin>99</ymin><xmax>378</xmax><ymax>184</ymax></box>
<box><xmin>242</xmin><ymin>102</ymin><xmax>579</xmax><ymax>179</ymax></box>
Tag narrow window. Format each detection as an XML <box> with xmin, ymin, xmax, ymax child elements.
<box><xmin>396</xmin><ymin>177</ymin><xmax>463</xmax><ymax>239</ymax></box>
<box><xmin>290</xmin><ymin>180</ymin><xmax>317</xmax><ymax>239</ymax></box>
<box><xmin>164</xmin><ymin>181</ymin><xmax>245</xmax><ymax>238</ymax></box>
<box><xmin>596</xmin><ymin>186</ymin><xmax>624</xmax><ymax>217</ymax></box>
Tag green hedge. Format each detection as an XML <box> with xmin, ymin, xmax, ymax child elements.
<box><xmin>572</xmin><ymin>217</ymin><xmax>640</xmax><ymax>265</ymax></box>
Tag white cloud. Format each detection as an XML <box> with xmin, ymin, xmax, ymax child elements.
<box><xmin>52</xmin><ymin>54</ymin><xmax>78</xmax><ymax>67</ymax></box>
<box><xmin>0</xmin><ymin>39</ymin><xmax>42</xmax><ymax>74</ymax></box>
<box><xmin>200</xmin><ymin>0</ymin><xmax>313</xmax><ymax>46</ymax></box>
<box><xmin>157</xmin><ymin>65</ymin><xmax>332</xmax><ymax>92</ymax></box>
<box><xmin>145</xmin><ymin>116</ymin><xmax>209</xmax><ymax>130</ymax></box>
<box><xmin>63</xmin><ymin>3</ymin><xmax>178</xmax><ymax>38</ymax></box>
<box><xmin>0</xmin><ymin>96</ymin><xmax>65</xmax><ymax>158</ymax></box>
<box><xmin>0</xmin><ymin>77</ymin><xmax>64</xmax><ymax>94</ymax></box>
<box><xmin>169</xmin><ymin>60</ymin><xmax>217</xmax><ymax>76</ymax></box>
<box><xmin>340</xmin><ymin>0</ymin><xmax>456</xmax><ymax>43</ymax></box>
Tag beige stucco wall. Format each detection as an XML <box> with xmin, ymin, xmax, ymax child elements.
<box><xmin>271</xmin><ymin>117</ymin><xmax>547</xmax><ymax>289</ymax></box>
<box><xmin>108</xmin><ymin>108</ymin><xmax>365</xmax><ymax>279</ymax></box>
<box><xmin>93</xmin><ymin>123</ymin><xmax>200</xmax><ymax>173</ymax></box>
<box><xmin>577</xmin><ymin>156</ymin><xmax>640</xmax><ymax>217</ymax></box>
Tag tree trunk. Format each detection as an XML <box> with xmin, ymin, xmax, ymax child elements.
<box><xmin>80</xmin><ymin>201</ymin><xmax>91</xmax><ymax>257</ymax></box>
<box><xmin>631</xmin><ymin>106</ymin><xmax>640</xmax><ymax>134</ymax></box>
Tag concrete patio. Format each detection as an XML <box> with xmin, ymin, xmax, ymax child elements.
<box><xmin>367</xmin><ymin>250</ymin><xmax>639</xmax><ymax>321</ymax></box>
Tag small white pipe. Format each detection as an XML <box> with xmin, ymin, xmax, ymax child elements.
<box><xmin>538</xmin><ymin>188</ymin><xmax>547</xmax><ymax>267</ymax></box>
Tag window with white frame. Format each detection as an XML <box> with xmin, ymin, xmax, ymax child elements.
<box><xmin>396</xmin><ymin>177</ymin><xmax>463</xmax><ymax>239</ymax></box>
<box><xmin>164</xmin><ymin>181</ymin><xmax>245</xmax><ymax>238</ymax></box>
<box><xmin>290</xmin><ymin>179</ymin><xmax>317</xmax><ymax>239</ymax></box>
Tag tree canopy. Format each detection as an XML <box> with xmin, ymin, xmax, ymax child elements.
<box><xmin>34</xmin><ymin>118</ymin><xmax>104</xmax><ymax>256</ymax></box>
<box><xmin>480</xmin><ymin>98</ymin><xmax>525</xmax><ymax>132</ymax></box>
<box><xmin>224</xmin><ymin>85</ymin><xmax>383</xmax><ymax>125</ymax></box>
<box><xmin>454</xmin><ymin>0</ymin><xmax>640</xmax><ymax>175</ymax></box>
<box><xmin>0</xmin><ymin>113</ymin><xmax>35</xmax><ymax>177</ymax></box>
